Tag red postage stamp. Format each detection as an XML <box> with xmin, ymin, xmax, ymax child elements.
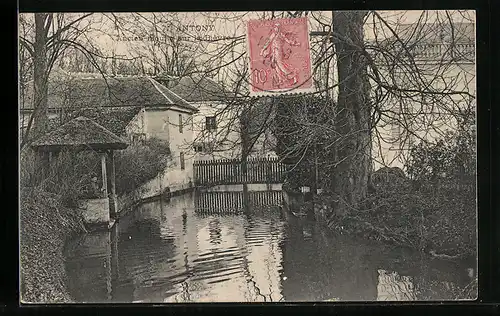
<box><xmin>247</xmin><ymin>17</ymin><xmax>313</xmax><ymax>96</ymax></box>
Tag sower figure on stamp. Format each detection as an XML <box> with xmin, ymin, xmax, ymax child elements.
<box><xmin>259</xmin><ymin>23</ymin><xmax>301</xmax><ymax>86</ymax></box>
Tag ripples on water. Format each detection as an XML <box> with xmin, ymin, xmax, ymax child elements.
<box><xmin>64</xmin><ymin>189</ymin><xmax>476</xmax><ymax>303</ymax></box>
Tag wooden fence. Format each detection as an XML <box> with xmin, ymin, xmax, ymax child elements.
<box><xmin>194</xmin><ymin>191</ymin><xmax>283</xmax><ymax>215</ymax></box>
<box><xmin>193</xmin><ymin>157</ymin><xmax>288</xmax><ymax>186</ymax></box>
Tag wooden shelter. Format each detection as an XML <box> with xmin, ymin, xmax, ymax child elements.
<box><xmin>31</xmin><ymin>116</ymin><xmax>129</xmax><ymax>222</ymax></box>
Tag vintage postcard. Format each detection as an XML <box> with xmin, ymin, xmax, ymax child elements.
<box><xmin>18</xmin><ymin>10</ymin><xmax>477</xmax><ymax>304</ymax></box>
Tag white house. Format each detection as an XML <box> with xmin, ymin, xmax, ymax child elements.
<box><xmin>371</xmin><ymin>21</ymin><xmax>475</xmax><ymax>171</ymax></box>
<box><xmin>165</xmin><ymin>75</ymin><xmax>243</xmax><ymax>161</ymax></box>
<box><xmin>20</xmin><ymin>71</ymin><xmax>199</xmax><ymax>198</ymax></box>
<box><xmin>165</xmin><ymin>75</ymin><xmax>279</xmax><ymax>161</ymax></box>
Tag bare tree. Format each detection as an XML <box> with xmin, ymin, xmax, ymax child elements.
<box><xmin>19</xmin><ymin>13</ymin><xmax>96</xmax><ymax>145</ymax></box>
<box><xmin>19</xmin><ymin>11</ymin><xmax>475</xmax><ymax>213</ymax></box>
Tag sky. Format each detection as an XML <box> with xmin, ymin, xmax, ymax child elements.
<box><xmin>18</xmin><ymin>10</ymin><xmax>476</xmax><ymax>92</ymax></box>
<box><xmin>82</xmin><ymin>10</ymin><xmax>475</xmax><ymax>55</ymax></box>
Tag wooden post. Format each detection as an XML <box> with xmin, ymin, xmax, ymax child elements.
<box><xmin>110</xmin><ymin>223</ymin><xmax>119</xmax><ymax>299</ymax></box>
<box><xmin>107</xmin><ymin>150</ymin><xmax>117</xmax><ymax>219</ymax></box>
<box><xmin>100</xmin><ymin>152</ymin><xmax>108</xmax><ymax>198</ymax></box>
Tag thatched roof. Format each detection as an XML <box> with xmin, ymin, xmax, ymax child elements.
<box><xmin>20</xmin><ymin>74</ymin><xmax>198</xmax><ymax>113</ymax></box>
<box><xmin>169</xmin><ymin>75</ymin><xmax>230</xmax><ymax>102</ymax></box>
<box><xmin>67</xmin><ymin>106</ymin><xmax>143</xmax><ymax>136</ymax></box>
<box><xmin>31</xmin><ymin>116</ymin><xmax>129</xmax><ymax>152</ymax></box>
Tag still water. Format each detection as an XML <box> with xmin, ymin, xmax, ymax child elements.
<box><xmin>64</xmin><ymin>189</ymin><xmax>476</xmax><ymax>303</ymax></box>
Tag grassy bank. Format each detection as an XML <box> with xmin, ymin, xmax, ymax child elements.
<box><xmin>315</xmin><ymin>174</ymin><xmax>476</xmax><ymax>260</ymax></box>
<box><xmin>20</xmin><ymin>188</ymin><xmax>87</xmax><ymax>303</ymax></box>
<box><xmin>19</xmin><ymin>138</ymin><xmax>171</xmax><ymax>302</ymax></box>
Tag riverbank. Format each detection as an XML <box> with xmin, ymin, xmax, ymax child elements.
<box><xmin>282</xmin><ymin>188</ymin><xmax>477</xmax><ymax>300</ymax></box>
<box><xmin>314</xmin><ymin>190</ymin><xmax>475</xmax><ymax>260</ymax></box>
<box><xmin>20</xmin><ymin>189</ymin><xmax>87</xmax><ymax>303</ymax></box>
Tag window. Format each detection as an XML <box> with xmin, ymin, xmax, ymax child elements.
<box><xmin>180</xmin><ymin>152</ymin><xmax>185</xmax><ymax>170</ymax></box>
<box><xmin>194</xmin><ymin>144</ymin><xmax>204</xmax><ymax>153</ymax></box>
<box><xmin>179</xmin><ymin>114</ymin><xmax>183</xmax><ymax>133</ymax></box>
<box><xmin>205</xmin><ymin>116</ymin><xmax>216</xmax><ymax>131</ymax></box>
<box><xmin>130</xmin><ymin>133</ymin><xmax>146</xmax><ymax>145</ymax></box>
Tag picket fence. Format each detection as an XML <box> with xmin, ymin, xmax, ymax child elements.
<box><xmin>193</xmin><ymin>157</ymin><xmax>288</xmax><ymax>186</ymax></box>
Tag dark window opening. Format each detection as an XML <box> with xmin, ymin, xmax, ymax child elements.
<box><xmin>179</xmin><ymin>114</ymin><xmax>183</xmax><ymax>133</ymax></box>
<box><xmin>205</xmin><ymin>116</ymin><xmax>216</xmax><ymax>131</ymax></box>
<box><xmin>180</xmin><ymin>152</ymin><xmax>185</xmax><ymax>170</ymax></box>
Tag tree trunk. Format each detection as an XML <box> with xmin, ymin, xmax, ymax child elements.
<box><xmin>331</xmin><ymin>11</ymin><xmax>372</xmax><ymax>217</ymax></box>
<box><xmin>240</xmin><ymin>111</ymin><xmax>250</xmax><ymax>214</ymax></box>
<box><xmin>31</xmin><ymin>13</ymin><xmax>51</xmax><ymax>140</ymax></box>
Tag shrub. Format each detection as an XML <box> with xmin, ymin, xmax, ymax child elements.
<box><xmin>114</xmin><ymin>138</ymin><xmax>171</xmax><ymax>195</ymax></box>
<box><xmin>20</xmin><ymin>148</ymin><xmax>103</xmax><ymax>207</ymax></box>
<box><xmin>404</xmin><ymin>125</ymin><xmax>476</xmax><ymax>256</ymax></box>
<box><xmin>323</xmin><ymin>120</ymin><xmax>476</xmax><ymax>258</ymax></box>
<box><xmin>20</xmin><ymin>182</ymin><xmax>86</xmax><ymax>303</ymax></box>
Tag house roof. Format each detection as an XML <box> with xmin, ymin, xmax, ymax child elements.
<box><xmin>169</xmin><ymin>75</ymin><xmax>231</xmax><ymax>102</ymax></box>
<box><xmin>148</xmin><ymin>78</ymin><xmax>199</xmax><ymax>112</ymax></box>
<box><xmin>31</xmin><ymin>116</ymin><xmax>129</xmax><ymax>152</ymax></box>
<box><xmin>20</xmin><ymin>74</ymin><xmax>198</xmax><ymax>113</ymax></box>
<box><xmin>384</xmin><ymin>22</ymin><xmax>474</xmax><ymax>45</ymax></box>
<box><xmin>67</xmin><ymin>106</ymin><xmax>143</xmax><ymax>136</ymax></box>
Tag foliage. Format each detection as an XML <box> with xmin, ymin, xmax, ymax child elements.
<box><xmin>273</xmin><ymin>94</ymin><xmax>337</xmax><ymax>191</ymax></box>
<box><xmin>406</xmin><ymin>123</ymin><xmax>476</xmax><ymax>184</ymax></box>
<box><xmin>114</xmin><ymin>138</ymin><xmax>171</xmax><ymax>195</ymax></box>
<box><xmin>21</xmin><ymin>137</ymin><xmax>172</xmax><ymax>205</ymax></box>
<box><xmin>321</xmin><ymin>122</ymin><xmax>476</xmax><ymax>258</ymax></box>
<box><xmin>20</xmin><ymin>148</ymin><xmax>102</xmax><ymax>207</ymax></box>
<box><xmin>20</xmin><ymin>184</ymin><xmax>86</xmax><ymax>303</ymax></box>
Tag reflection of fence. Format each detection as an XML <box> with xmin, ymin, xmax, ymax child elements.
<box><xmin>194</xmin><ymin>191</ymin><xmax>283</xmax><ymax>215</ymax></box>
<box><xmin>193</xmin><ymin>158</ymin><xmax>288</xmax><ymax>186</ymax></box>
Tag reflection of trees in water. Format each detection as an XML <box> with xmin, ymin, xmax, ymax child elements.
<box><xmin>280</xmin><ymin>220</ymin><xmax>476</xmax><ymax>302</ymax></box>
<box><xmin>64</xmin><ymin>232</ymin><xmax>113</xmax><ymax>302</ymax></box>
<box><xmin>280</xmin><ymin>218</ymin><xmax>378</xmax><ymax>301</ymax></box>
<box><xmin>64</xmin><ymin>217</ymin><xmax>180</xmax><ymax>302</ymax></box>
<box><xmin>377</xmin><ymin>269</ymin><xmax>416</xmax><ymax>301</ymax></box>
<box><xmin>375</xmin><ymin>249</ymin><xmax>477</xmax><ymax>301</ymax></box>
<box><xmin>243</xmin><ymin>213</ymin><xmax>285</xmax><ymax>302</ymax></box>
<box><xmin>411</xmin><ymin>262</ymin><xmax>477</xmax><ymax>300</ymax></box>
<box><xmin>115</xmin><ymin>218</ymin><xmax>179</xmax><ymax>302</ymax></box>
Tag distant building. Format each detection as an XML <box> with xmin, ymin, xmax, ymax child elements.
<box><xmin>165</xmin><ymin>75</ymin><xmax>276</xmax><ymax>161</ymax></box>
<box><xmin>20</xmin><ymin>71</ymin><xmax>199</xmax><ymax>194</ymax></box>
<box><xmin>372</xmin><ymin>22</ymin><xmax>475</xmax><ymax>171</ymax></box>
<box><xmin>166</xmin><ymin>75</ymin><xmax>241</xmax><ymax>161</ymax></box>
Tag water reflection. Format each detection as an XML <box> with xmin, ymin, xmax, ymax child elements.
<box><xmin>377</xmin><ymin>270</ymin><xmax>416</xmax><ymax>301</ymax></box>
<box><xmin>64</xmin><ymin>188</ymin><xmax>476</xmax><ymax>302</ymax></box>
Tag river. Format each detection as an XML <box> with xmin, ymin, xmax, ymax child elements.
<box><xmin>63</xmin><ymin>188</ymin><xmax>477</xmax><ymax>303</ymax></box>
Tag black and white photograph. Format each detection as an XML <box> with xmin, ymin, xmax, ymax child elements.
<box><xmin>18</xmin><ymin>10</ymin><xmax>477</xmax><ymax>303</ymax></box>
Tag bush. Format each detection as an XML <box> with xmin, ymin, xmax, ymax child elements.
<box><xmin>20</xmin><ymin>148</ymin><xmax>103</xmax><ymax>207</ymax></box>
<box><xmin>114</xmin><ymin>138</ymin><xmax>171</xmax><ymax>195</ymax></box>
<box><xmin>19</xmin><ymin>138</ymin><xmax>170</xmax><ymax>302</ymax></box>
<box><xmin>20</xmin><ymin>186</ymin><xmax>86</xmax><ymax>303</ymax></box>
<box><xmin>323</xmin><ymin>122</ymin><xmax>476</xmax><ymax>259</ymax></box>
